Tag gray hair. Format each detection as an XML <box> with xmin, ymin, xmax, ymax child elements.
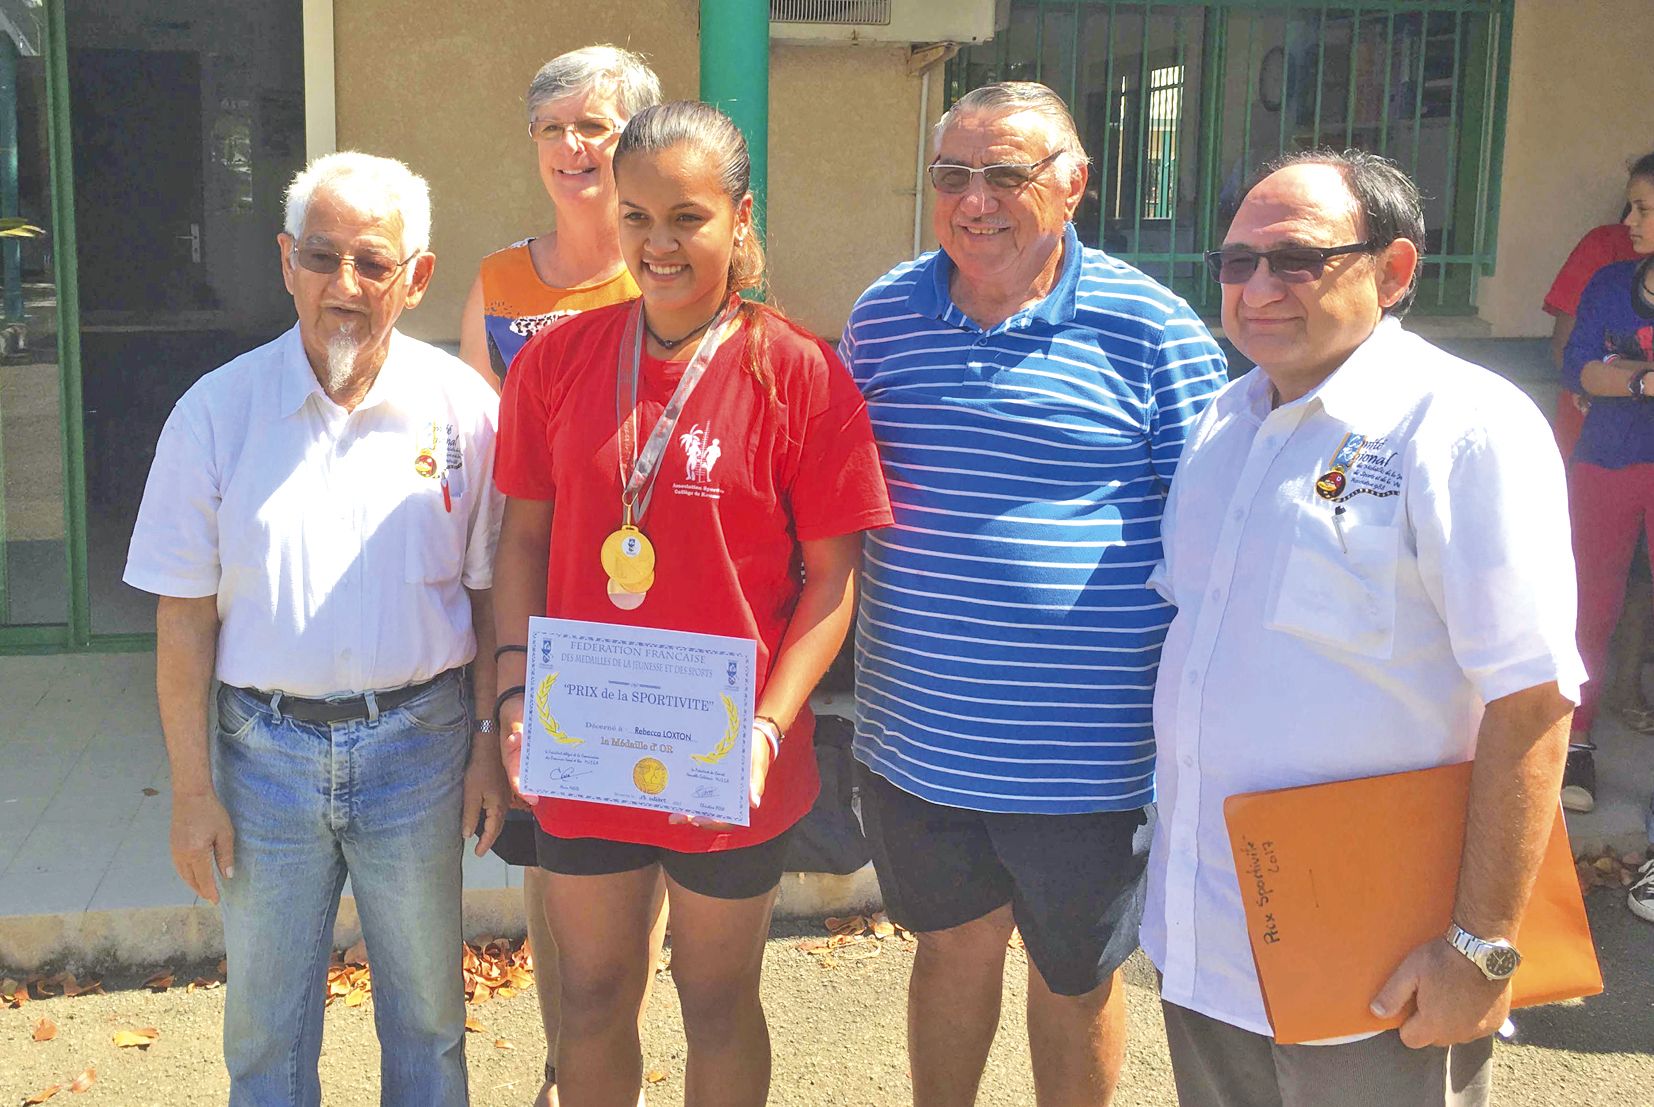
<box><xmin>283</xmin><ymin>151</ymin><xmax>431</xmax><ymax>259</ymax></box>
<box><xmin>526</xmin><ymin>44</ymin><xmax>663</xmax><ymax>120</ymax></box>
<box><xmin>932</xmin><ymin>81</ymin><xmax>1088</xmax><ymax>184</ymax></box>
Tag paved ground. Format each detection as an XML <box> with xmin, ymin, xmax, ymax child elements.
<box><xmin>3</xmin><ymin>891</ymin><xmax>1648</xmax><ymax>1106</ymax></box>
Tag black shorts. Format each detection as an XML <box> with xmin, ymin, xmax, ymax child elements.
<box><xmin>856</xmin><ymin>762</ymin><xmax>1152</xmax><ymax>997</ymax></box>
<box><xmin>534</xmin><ymin>825</ymin><xmax>794</xmax><ymax>901</ymax></box>
<box><xmin>490</xmin><ymin>809</ymin><xmax>540</xmax><ymax>867</ymax></box>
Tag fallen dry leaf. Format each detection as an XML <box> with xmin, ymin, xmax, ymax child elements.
<box><xmin>64</xmin><ymin>976</ymin><xmax>103</xmax><ymax>998</ymax></box>
<box><xmin>32</xmin><ymin>1016</ymin><xmax>57</xmax><ymax>1042</ymax></box>
<box><xmin>464</xmin><ymin>1017</ymin><xmax>484</xmax><ymax>1033</ymax></box>
<box><xmin>1008</xmin><ymin>928</ymin><xmax>1026</xmax><ymax>950</ymax></box>
<box><xmin>344</xmin><ymin>987</ymin><xmax>368</xmax><ymax>1008</ymax></box>
<box><xmin>836</xmin><ymin>943</ymin><xmax>884</xmax><ymax>962</ymax></box>
<box><xmin>871</xmin><ymin>912</ymin><xmax>896</xmax><ymax>940</ymax></box>
<box><xmin>645</xmin><ymin>1069</ymin><xmax>668</xmax><ymax>1084</ymax></box>
<box><xmin>187</xmin><ymin>977</ymin><xmax>222</xmax><ymax>993</ymax></box>
<box><xmin>1576</xmin><ymin>846</ymin><xmax>1649</xmax><ymax>894</ymax></box>
<box><xmin>141</xmin><ymin>787</ymin><xmax>159</xmax><ymax>797</ymax></box>
<box><xmin>825</xmin><ymin>914</ymin><xmax>867</xmax><ymax>937</ymax></box>
<box><xmin>21</xmin><ymin>1083</ymin><xmax>61</xmax><ymax>1104</ymax></box>
<box><xmin>493</xmin><ymin>1038</ymin><xmax>514</xmax><ymax>1050</ymax></box>
<box><xmin>3</xmin><ymin>977</ymin><xmax>27</xmax><ymax>1008</ymax></box>
<box><xmin>142</xmin><ymin>970</ymin><xmax>175</xmax><ymax>992</ymax></box>
<box><xmin>67</xmin><ymin>1067</ymin><xmax>96</xmax><ymax>1093</ymax></box>
<box><xmin>342</xmin><ymin>938</ymin><xmax>369</xmax><ymax>964</ymax></box>
<box><xmin>112</xmin><ymin>1026</ymin><xmax>160</xmax><ymax>1049</ymax></box>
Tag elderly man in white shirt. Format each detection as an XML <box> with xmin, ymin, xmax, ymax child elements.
<box><xmin>1142</xmin><ymin>151</ymin><xmax>1583</xmax><ymax>1107</ymax></box>
<box><xmin>124</xmin><ymin>152</ymin><xmax>508</xmax><ymax>1107</ymax></box>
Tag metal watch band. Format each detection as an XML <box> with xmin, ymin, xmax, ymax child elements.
<box><xmin>1445</xmin><ymin>922</ymin><xmax>1521</xmax><ymax>981</ymax></box>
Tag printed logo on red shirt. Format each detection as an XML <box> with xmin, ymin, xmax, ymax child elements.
<box><xmin>674</xmin><ymin>423</ymin><xmax>724</xmax><ymax>500</ymax></box>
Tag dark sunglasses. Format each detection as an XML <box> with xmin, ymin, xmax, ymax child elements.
<box><xmin>1204</xmin><ymin>241</ymin><xmax>1376</xmax><ymax>285</ymax></box>
<box><xmin>291</xmin><ymin>245</ymin><xmax>417</xmax><ymax>285</ymax></box>
<box><xmin>927</xmin><ymin>151</ymin><xmax>1063</xmax><ymax>194</ymax></box>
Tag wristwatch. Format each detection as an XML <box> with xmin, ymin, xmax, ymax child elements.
<box><xmin>1631</xmin><ymin>368</ymin><xmax>1651</xmax><ymax>400</ymax></box>
<box><xmin>1445</xmin><ymin>922</ymin><xmax>1522</xmax><ymax>981</ymax></box>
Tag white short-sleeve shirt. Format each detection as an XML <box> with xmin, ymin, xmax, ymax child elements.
<box><xmin>124</xmin><ymin>325</ymin><xmax>504</xmax><ymax>698</ymax></box>
<box><xmin>1140</xmin><ymin>318</ymin><xmax>1585</xmax><ymax>1035</ymax></box>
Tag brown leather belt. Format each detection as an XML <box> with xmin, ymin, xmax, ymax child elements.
<box><xmin>231</xmin><ymin>670</ymin><xmax>458</xmax><ymax>725</ymax></box>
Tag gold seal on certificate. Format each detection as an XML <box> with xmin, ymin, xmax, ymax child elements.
<box><xmin>633</xmin><ymin>757</ymin><xmax>669</xmax><ymax>795</ymax></box>
<box><xmin>521</xmin><ymin>617</ymin><xmax>758</xmax><ymax>825</ymax></box>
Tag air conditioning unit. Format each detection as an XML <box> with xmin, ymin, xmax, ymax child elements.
<box><xmin>769</xmin><ymin>0</ymin><xmax>1007</xmax><ymax>45</ymax></box>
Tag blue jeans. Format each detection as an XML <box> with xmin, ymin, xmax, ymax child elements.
<box><xmin>214</xmin><ymin>672</ymin><xmax>471</xmax><ymax>1107</ymax></box>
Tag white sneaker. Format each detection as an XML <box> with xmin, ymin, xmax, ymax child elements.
<box><xmin>1629</xmin><ymin>858</ymin><xmax>1654</xmax><ymax>924</ymax></box>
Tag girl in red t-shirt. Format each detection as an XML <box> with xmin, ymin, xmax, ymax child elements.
<box><xmin>493</xmin><ymin>100</ymin><xmax>891</xmax><ymax>1106</ymax></box>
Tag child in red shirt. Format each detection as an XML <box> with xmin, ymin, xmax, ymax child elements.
<box><xmin>493</xmin><ymin>100</ymin><xmax>892</xmax><ymax>1105</ymax></box>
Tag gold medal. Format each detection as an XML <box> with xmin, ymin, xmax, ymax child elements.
<box><xmin>606</xmin><ymin>577</ymin><xmax>647</xmax><ymax>610</ymax></box>
<box><xmin>615</xmin><ymin>569</ymin><xmax>654</xmax><ymax>594</ymax></box>
<box><xmin>600</xmin><ymin>523</ymin><xmax>656</xmax><ymax>587</ymax></box>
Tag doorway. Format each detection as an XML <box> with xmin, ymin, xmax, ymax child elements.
<box><xmin>65</xmin><ymin>0</ymin><xmax>306</xmax><ymax>634</ymax></box>
<box><xmin>0</xmin><ymin>7</ymin><xmax>66</xmax><ymax>634</ymax></box>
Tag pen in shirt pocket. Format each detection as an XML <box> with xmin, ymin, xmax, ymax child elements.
<box><xmin>1333</xmin><ymin>505</ymin><xmax>1348</xmax><ymax>554</ymax></box>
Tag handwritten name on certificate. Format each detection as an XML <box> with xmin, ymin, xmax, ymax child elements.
<box><xmin>520</xmin><ymin>617</ymin><xmax>757</xmax><ymax>825</ymax></box>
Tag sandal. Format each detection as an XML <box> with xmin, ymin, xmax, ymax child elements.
<box><xmin>534</xmin><ymin>1063</ymin><xmax>557</xmax><ymax>1107</ymax></box>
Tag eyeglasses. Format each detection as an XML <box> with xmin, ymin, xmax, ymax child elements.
<box><xmin>1204</xmin><ymin>242</ymin><xmax>1376</xmax><ymax>285</ymax></box>
<box><xmin>529</xmin><ymin>116</ymin><xmax>622</xmax><ymax>144</ymax></box>
<box><xmin>927</xmin><ymin>151</ymin><xmax>1063</xmax><ymax>194</ymax></box>
<box><xmin>290</xmin><ymin>245</ymin><xmax>417</xmax><ymax>285</ymax></box>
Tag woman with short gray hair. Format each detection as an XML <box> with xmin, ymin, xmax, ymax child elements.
<box><xmin>458</xmin><ymin>44</ymin><xmax>662</xmax><ymax>388</ymax></box>
<box><xmin>457</xmin><ymin>44</ymin><xmax>665</xmax><ymax>1107</ymax></box>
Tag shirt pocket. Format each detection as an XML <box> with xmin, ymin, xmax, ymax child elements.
<box><xmin>402</xmin><ymin>484</ymin><xmax>468</xmax><ymax>584</ymax></box>
<box><xmin>1266</xmin><ymin>507</ymin><xmax>1399</xmax><ymax>659</ymax></box>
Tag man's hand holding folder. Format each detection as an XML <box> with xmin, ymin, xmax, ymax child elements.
<box><xmin>1223</xmin><ymin>747</ymin><xmax>1602</xmax><ymax>1046</ymax></box>
<box><xmin>1368</xmin><ymin>931</ymin><xmax>1512</xmax><ymax>1049</ymax></box>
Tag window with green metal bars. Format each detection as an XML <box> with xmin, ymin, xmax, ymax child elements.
<box><xmin>945</xmin><ymin>0</ymin><xmax>1513</xmax><ymax>316</ymax></box>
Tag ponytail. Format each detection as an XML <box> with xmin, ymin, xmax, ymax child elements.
<box><xmin>616</xmin><ymin>100</ymin><xmax>785</xmax><ymax>396</ymax></box>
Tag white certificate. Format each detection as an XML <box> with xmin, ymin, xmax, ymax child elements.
<box><xmin>520</xmin><ymin>617</ymin><xmax>757</xmax><ymax>825</ymax></box>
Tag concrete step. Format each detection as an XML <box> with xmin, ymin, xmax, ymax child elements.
<box><xmin>0</xmin><ymin>866</ymin><xmax>884</xmax><ymax>973</ymax></box>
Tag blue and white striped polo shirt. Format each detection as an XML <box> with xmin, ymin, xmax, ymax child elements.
<box><xmin>841</xmin><ymin>223</ymin><xmax>1226</xmax><ymax>814</ymax></box>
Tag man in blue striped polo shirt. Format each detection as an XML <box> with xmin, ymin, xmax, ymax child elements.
<box><xmin>841</xmin><ymin>81</ymin><xmax>1225</xmax><ymax>1104</ymax></box>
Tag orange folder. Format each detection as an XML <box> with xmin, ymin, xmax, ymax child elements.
<box><xmin>1222</xmin><ymin>761</ymin><xmax>1602</xmax><ymax>1045</ymax></box>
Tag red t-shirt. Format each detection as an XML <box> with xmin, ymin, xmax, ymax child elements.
<box><xmin>1544</xmin><ymin>223</ymin><xmax>1638</xmax><ymax>316</ymax></box>
<box><xmin>496</xmin><ymin>300</ymin><xmax>893</xmax><ymax>851</ymax></box>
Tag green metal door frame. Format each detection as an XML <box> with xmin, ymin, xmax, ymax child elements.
<box><xmin>0</xmin><ymin>1</ymin><xmax>148</xmax><ymax>655</ymax></box>
<box><xmin>945</xmin><ymin>0</ymin><xmax>1516</xmax><ymax>316</ymax></box>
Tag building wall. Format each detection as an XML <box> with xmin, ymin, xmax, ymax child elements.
<box><xmin>333</xmin><ymin>1</ymin><xmax>929</xmax><ymax>342</ymax></box>
<box><xmin>1477</xmin><ymin>0</ymin><xmax>1654</xmax><ymax>336</ymax></box>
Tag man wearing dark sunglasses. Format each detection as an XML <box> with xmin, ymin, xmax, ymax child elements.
<box><xmin>124</xmin><ymin>151</ymin><xmax>508</xmax><ymax>1105</ymax></box>
<box><xmin>842</xmin><ymin>81</ymin><xmax>1226</xmax><ymax>1106</ymax></box>
<box><xmin>1143</xmin><ymin>151</ymin><xmax>1581</xmax><ymax>1107</ymax></box>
